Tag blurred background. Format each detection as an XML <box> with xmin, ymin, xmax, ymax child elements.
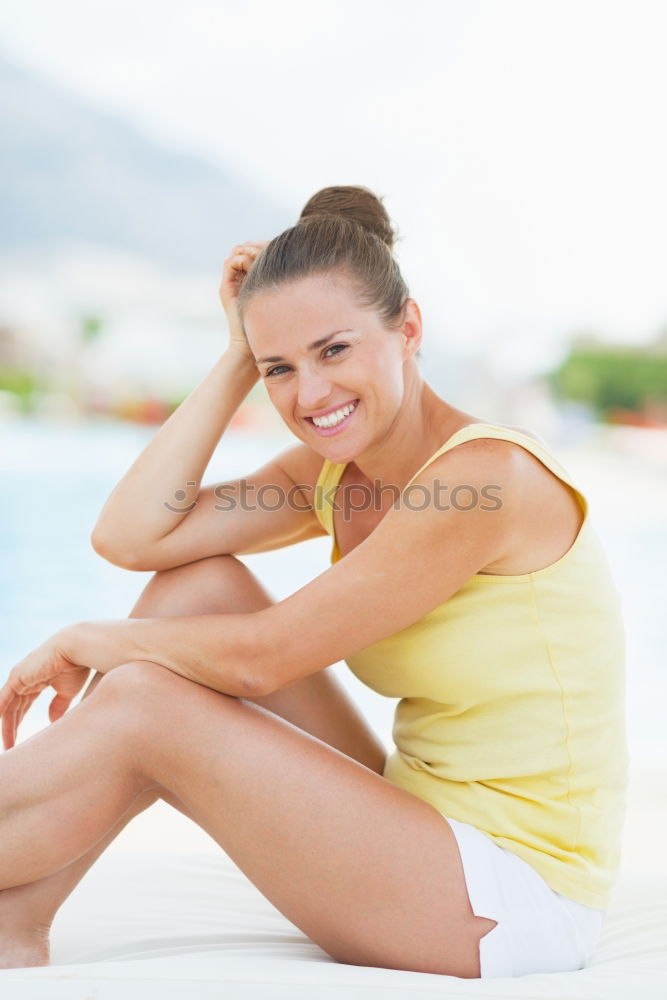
<box><xmin>1</xmin><ymin>1</ymin><xmax>665</xmax><ymax>866</ymax></box>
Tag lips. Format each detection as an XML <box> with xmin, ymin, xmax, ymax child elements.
<box><xmin>305</xmin><ymin>399</ymin><xmax>359</xmax><ymax>435</ymax></box>
<box><xmin>304</xmin><ymin>398</ymin><xmax>359</xmax><ymax>420</ymax></box>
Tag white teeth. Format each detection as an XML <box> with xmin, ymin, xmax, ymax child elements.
<box><xmin>312</xmin><ymin>401</ymin><xmax>357</xmax><ymax>428</ymax></box>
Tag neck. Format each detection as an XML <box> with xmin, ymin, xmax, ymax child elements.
<box><xmin>350</xmin><ymin>370</ymin><xmax>472</xmax><ymax>499</ymax></box>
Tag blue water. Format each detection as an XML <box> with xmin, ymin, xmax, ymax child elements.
<box><xmin>1</xmin><ymin>416</ymin><xmax>664</xmax><ymax>761</ymax></box>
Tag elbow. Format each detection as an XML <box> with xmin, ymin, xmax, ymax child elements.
<box><xmin>90</xmin><ymin>527</ymin><xmax>145</xmax><ymax>571</ymax></box>
<box><xmin>240</xmin><ymin>610</ymin><xmax>285</xmax><ymax>697</ymax></box>
<box><xmin>239</xmin><ymin>671</ymin><xmax>270</xmax><ymax>698</ymax></box>
<box><xmin>90</xmin><ymin>525</ymin><xmax>114</xmax><ymax>561</ymax></box>
<box><xmin>241</xmin><ymin>652</ymin><xmax>276</xmax><ymax>698</ymax></box>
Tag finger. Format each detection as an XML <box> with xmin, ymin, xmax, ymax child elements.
<box><xmin>228</xmin><ymin>254</ymin><xmax>253</xmax><ymax>274</ymax></box>
<box><xmin>9</xmin><ymin>693</ymin><xmax>30</xmax><ymax>748</ymax></box>
<box><xmin>12</xmin><ymin>696</ymin><xmax>27</xmax><ymax>748</ymax></box>
<box><xmin>13</xmin><ymin>694</ymin><xmax>27</xmax><ymax>743</ymax></box>
<box><xmin>221</xmin><ymin>255</ymin><xmax>246</xmax><ymax>277</ymax></box>
<box><xmin>17</xmin><ymin>691</ymin><xmax>39</xmax><ymax>731</ymax></box>
<box><xmin>13</xmin><ymin>694</ymin><xmax>25</xmax><ymax>734</ymax></box>
<box><xmin>226</xmin><ymin>250</ymin><xmax>254</xmax><ymax>264</ymax></box>
<box><xmin>232</xmin><ymin>242</ymin><xmax>264</xmax><ymax>254</ymax></box>
<box><xmin>231</xmin><ymin>246</ymin><xmax>255</xmax><ymax>256</ymax></box>
<box><xmin>2</xmin><ymin>693</ymin><xmax>19</xmax><ymax>750</ymax></box>
<box><xmin>3</xmin><ymin>698</ymin><xmax>18</xmax><ymax>751</ymax></box>
<box><xmin>2</xmin><ymin>707</ymin><xmax>10</xmax><ymax>750</ymax></box>
<box><xmin>0</xmin><ymin>680</ymin><xmax>13</xmax><ymax>717</ymax></box>
<box><xmin>16</xmin><ymin>693</ymin><xmax>35</xmax><ymax>744</ymax></box>
<box><xmin>49</xmin><ymin>692</ymin><xmax>71</xmax><ymax>723</ymax></box>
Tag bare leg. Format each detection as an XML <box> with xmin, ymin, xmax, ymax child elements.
<box><xmin>0</xmin><ymin>677</ymin><xmax>176</xmax><ymax>969</ymax></box>
<box><xmin>0</xmin><ymin>653</ymin><xmax>495</xmax><ymax>977</ymax></box>
<box><xmin>0</xmin><ymin>555</ymin><xmax>386</xmax><ymax>967</ymax></box>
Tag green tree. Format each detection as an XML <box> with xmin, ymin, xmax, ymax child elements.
<box><xmin>549</xmin><ymin>332</ymin><xmax>667</xmax><ymax>418</ymax></box>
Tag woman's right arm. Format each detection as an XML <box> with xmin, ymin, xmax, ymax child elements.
<box><xmin>91</xmin><ymin>348</ymin><xmax>259</xmax><ymax>563</ymax></box>
<box><xmin>91</xmin><ymin>244</ymin><xmax>327</xmax><ymax>571</ymax></box>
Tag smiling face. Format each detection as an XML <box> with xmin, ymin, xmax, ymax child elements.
<box><xmin>242</xmin><ymin>272</ymin><xmax>422</xmax><ymax>461</ymax></box>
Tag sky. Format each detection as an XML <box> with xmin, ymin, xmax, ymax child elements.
<box><xmin>2</xmin><ymin>0</ymin><xmax>667</xmax><ymax>378</ymax></box>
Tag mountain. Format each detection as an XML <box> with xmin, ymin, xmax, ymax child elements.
<box><xmin>0</xmin><ymin>52</ymin><xmax>291</xmax><ymax>272</ymax></box>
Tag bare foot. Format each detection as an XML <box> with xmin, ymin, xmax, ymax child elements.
<box><xmin>0</xmin><ymin>888</ymin><xmax>52</xmax><ymax>969</ymax></box>
<box><xmin>0</xmin><ymin>927</ymin><xmax>50</xmax><ymax>969</ymax></box>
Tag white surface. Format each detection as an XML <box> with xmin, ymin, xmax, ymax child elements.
<box><xmin>1</xmin><ymin>776</ymin><xmax>665</xmax><ymax>1000</ymax></box>
<box><xmin>1</xmin><ymin>854</ymin><xmax>664</xmax><ymax>1000</ymax></box>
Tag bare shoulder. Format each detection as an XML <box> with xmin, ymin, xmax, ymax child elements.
<box><xmin>440</xmin><ymin>422</ymin><xmax>549</xmax><ymax>476</ymax></box>
<box><xmin>431</xmin><ymin>425</ymin><xmax>526</xmax><ymax>470</ymax></box>
<box><xmin>416</xmin><ymin>423</ymin><xmax>548</xmax><ymax>522</ymax></box>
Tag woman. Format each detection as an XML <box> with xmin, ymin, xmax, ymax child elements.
<box><xmin>0</xmin><ymin>186</ymin><xmax>628</xmax><ymax>979</ymax></box>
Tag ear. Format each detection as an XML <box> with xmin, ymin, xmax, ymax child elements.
<box><xmin>398</xmin><ymin>298</ymin><xmax>423</xmax><ymax>360</ymax></box>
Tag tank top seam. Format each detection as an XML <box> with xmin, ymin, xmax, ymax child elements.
<box><xmin>528</xmin><ymin>576</ymin><xmax>582</xmax><ymax>850</ymax></box>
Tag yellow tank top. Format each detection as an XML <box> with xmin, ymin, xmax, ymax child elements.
<box><xmin>313</xmin><ymin>422</ymin><xmax>629</xmax><ymax>909</ymax></box>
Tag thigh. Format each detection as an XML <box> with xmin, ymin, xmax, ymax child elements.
<box><xmin>101</xmin><ymin>661</ymin><xmax>496</xmax><ymax>978</ymax></box>
<box><xmin>247</xmin><ymin>667</ymin><xmax>387</xmax><ymax>774</ymax></box>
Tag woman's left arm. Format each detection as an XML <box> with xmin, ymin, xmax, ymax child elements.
<box><xmin>0</xmin><ymin>613</ymin><xmax>257</xmax><ymax>749</ymax></box>
<box><xmin>1</xmin><ymin>439</ymin><xmax>518</xmax><ymax>748</ymax></box>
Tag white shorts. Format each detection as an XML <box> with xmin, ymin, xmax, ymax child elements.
<box><xmin>444</xmin><ymin>815</ymin><xmax>607</xmax><ymax>978</ymax></box>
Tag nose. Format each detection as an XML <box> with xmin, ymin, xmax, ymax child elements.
<box><xmin>296</xmin><ymin>368</ymin><xmax>334</xmax><ymax>413</ymax></box>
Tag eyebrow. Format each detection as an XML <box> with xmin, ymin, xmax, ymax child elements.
<box><xmin>255</xmin><ymin>329</ymin><xmax>354</xmax><ymax>365</ymax></box>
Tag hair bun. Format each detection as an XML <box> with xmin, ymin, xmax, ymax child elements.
<box><xmin>298</xmin><ymin>185</ymin><xmax>397</xmax><ymax>251</ymax></box>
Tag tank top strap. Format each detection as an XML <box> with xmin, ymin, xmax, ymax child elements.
<box><xmin>313</xmin><ymin>422</ymin><xmax>588</xmax><ymax>540</ymax></box>
<box><xmin>313</xmin><ymin>458</ymin><xmax>347</xmax><ymax>535</ymax></box>
<box><xmin>403</xmin><ymin>422</ymin><xmax>588</xmax><ymax>516</ymax></box>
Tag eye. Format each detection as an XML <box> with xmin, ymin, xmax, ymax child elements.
<box><xmin>324</xmin><ymin>343</ymin><xmax>348</xmax><ymax>359</ymax></box>
<box><xmin>264</xmin><ymin>343</ymin><xmax>349</xmax><ymax>378</ymax></box>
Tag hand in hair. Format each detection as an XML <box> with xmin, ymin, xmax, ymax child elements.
<box><xmin>219</xmin><ymin>241</ymin><xmax>269</xmax><ymax>359</ymax></box>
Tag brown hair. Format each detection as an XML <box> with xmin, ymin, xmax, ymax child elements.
<box><xmin>239</xmin><ymin>185</ymin><xmax>421</xmax><ymax>358</ymax></box>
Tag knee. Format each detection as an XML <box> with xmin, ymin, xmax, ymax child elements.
<box><xmin>153</xmin><ymin>553</ymin><xmax>238</xmax><ymax>584</ymax></box>
<box><xmin>93</xmin><ymin>660</ymin><xmax>239</xmax><ymax>742</ymax></box>
<box><xmin>91</xmin><ymin>662</ymin><xmax>190</xmax><ymax>748</ymax></box>
<box><xmin>137</xmin><ymin>554</ymin><xmax>273</xmax><ymax>617</ymax></box>
<box><xmin>146</xmin><ymin>554</ymin><xmax>237</xmax><ymax>599</ymax></box>
<box><xmin>94</xmin><ymin>660</ymin><xmax>174</xmax><ymax>706</ymax></box>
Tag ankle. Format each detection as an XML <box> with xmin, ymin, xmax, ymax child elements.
<box><xmin>0</xmin><ymin>885</ymin><xmax>54</xmax><ymax>935</ymax></box>
<box><xmin>0</xmin><ymin>924</ymin><xmax>51</xmax><ymax>969</ymax></box>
